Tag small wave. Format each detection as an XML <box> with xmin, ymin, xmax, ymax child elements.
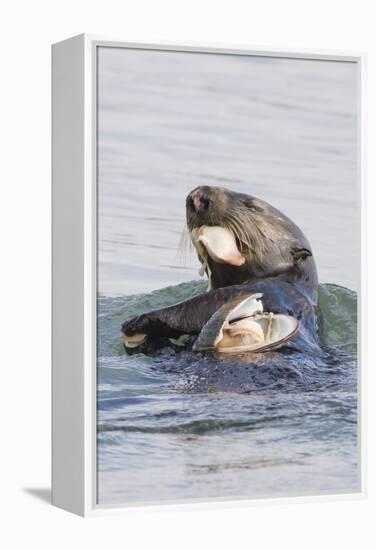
<box><xmin>97</xmin><ymin>280</ymin><xmax>357</xmax><ymax>360</ymax></box>
<box><xmin>98</xmin><ymin>414</ymin><xmax>294</xmax><ymax>435</ymax></box>
<box><xmin>318</xmin><ymin>283</ymin><xmax>357</xmax><ymax>351</ymax></box>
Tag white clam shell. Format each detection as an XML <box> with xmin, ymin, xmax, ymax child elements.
<box><xmin>123</xmin><ymin>333</ymin><xmax>147</xmax><ymax>348</ymax></box>
<box><xmin>191</xmin><ymin>226</ymin><xmax>245</xmax><ymax>267</ymax></box>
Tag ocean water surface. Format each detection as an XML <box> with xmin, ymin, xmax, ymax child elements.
<box><xmin>96</xmin><ymin>48</ymin><xmax>359</xmax><ymax>505</ymax></box>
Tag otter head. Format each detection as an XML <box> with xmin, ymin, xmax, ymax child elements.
<box><xmin>186</xmin><ymin>185</ymin><xmax>318</xmax><ymax>300</ymax></box>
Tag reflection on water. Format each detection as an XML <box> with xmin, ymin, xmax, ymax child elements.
<box><xmin>98</xmin><ymin>48</ymin><xmax>358</xmax><ymax>296</ymax></box>
<box><xmin>96</xmin><ymin>48</ymin><xmax>359</xmax><ymax>506</ymax></box>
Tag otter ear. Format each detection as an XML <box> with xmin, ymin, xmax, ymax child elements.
<box><xmin>292</xmin><ymin>248</ymin><xmax>312</xmax><ymax>263</ymax></box>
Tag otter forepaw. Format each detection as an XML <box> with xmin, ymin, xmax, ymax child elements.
<box><xmin>121</xmin><ymin>313</ymin><xmax>152</xmax><ymax>350</ymax></box>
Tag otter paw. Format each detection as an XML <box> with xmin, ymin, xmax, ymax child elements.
<box><xmin>121</xmin><ymin>313</ymin><xmax>152</xmax><ymax>349</ymax></box>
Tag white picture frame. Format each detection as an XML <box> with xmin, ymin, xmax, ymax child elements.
<box><xmin>52</xmin><ymin>34</ymin><xmax>366</xmax><ymax>517</ymax></box>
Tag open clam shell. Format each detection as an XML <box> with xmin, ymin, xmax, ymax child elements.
<box><xmin>193</xmin><ymin>293</ymin><xmax>299</xmax><ymax>354</ymax></box>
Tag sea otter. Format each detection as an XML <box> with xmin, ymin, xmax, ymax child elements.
<box><xmin>122</xmin><ymin>186</ymin><xmax>320</xmax><ymax>356</ymax></box>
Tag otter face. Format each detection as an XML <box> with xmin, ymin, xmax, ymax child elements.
<box><xmin>186</xmin><ymin>185</ymin><xmax>281</xmax><ymax>256</ymax></box>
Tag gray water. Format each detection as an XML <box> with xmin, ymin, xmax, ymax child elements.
<box><xmin>96</xmin><ymin>48</ymin><xmax>359</xmax><ymax>506</ymax></box>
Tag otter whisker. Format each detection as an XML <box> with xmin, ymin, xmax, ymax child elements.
<box><xmin>224</xmin><ymin>219</ymin><xmax>250</xmax><ymax>252</ymax></box>
<box><xmin>224</xmin><ymin>213</ymin><xmax>253</xmax><ymax>249</ymax></box>
<box><xmin>178</xmin><ymin>225</ymin><xmax>195</xmax><ymax>264</ymax></box>
<box><xmin>224</xmin><ymin>207</ymin><xmax>281</xmax><ymax>262</ymax></box>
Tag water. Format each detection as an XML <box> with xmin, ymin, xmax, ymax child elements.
<box><xmin>96</xmin><ymin>48</ymin><xmax>359</xmax><ymax>505</ymax></box>
<box><xmin>97</xmin><ymin>282</ymin><xmax>358</xmax><ymax>505</ymax></box>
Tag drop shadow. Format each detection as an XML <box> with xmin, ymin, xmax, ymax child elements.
<box><xmin>23</xmin><ymin>487</ymin><xmax>51</xmax><ymax>504</ymax></box>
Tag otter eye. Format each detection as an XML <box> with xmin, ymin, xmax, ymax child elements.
<box><xmin>243</xmin><ymin>198</ymin><xmax>263</xmax><ymax>212</ymax></box>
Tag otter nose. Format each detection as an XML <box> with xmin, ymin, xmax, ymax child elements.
<box><xmin>191</xmin><ymin>189</ymin><xmax>202</xmax><ymax>211</ymax></box>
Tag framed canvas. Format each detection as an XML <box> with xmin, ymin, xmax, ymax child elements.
<box><xmin>52</xmin><ymin>34</ymin><xmax>365</xmax><ymax>516</ymax></box>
